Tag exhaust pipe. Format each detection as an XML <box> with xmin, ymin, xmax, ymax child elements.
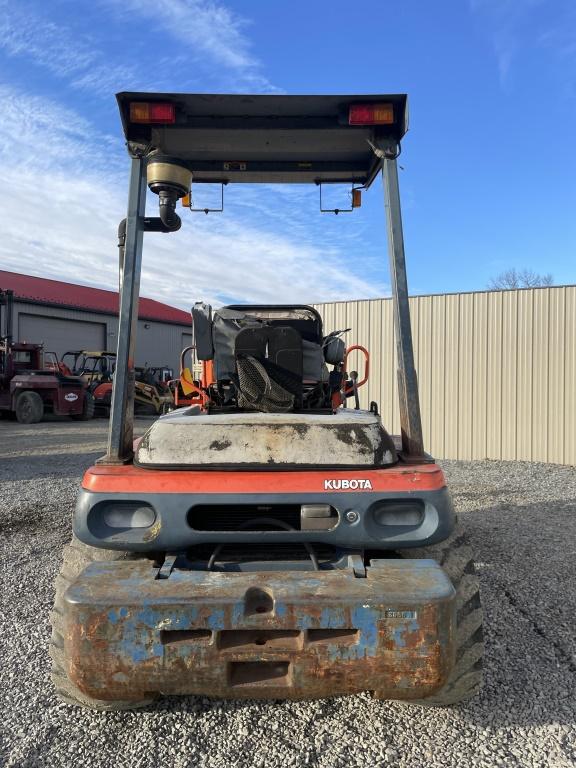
<box><xmin>157</xmin><ymin>189</ymin><xmax>182</xmax><ymax>231</ymax></box>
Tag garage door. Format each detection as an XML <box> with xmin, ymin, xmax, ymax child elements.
<box><xmin>19</xmin><ymin>314</ymin><xmax>106</xmax><ymax>360</ymax></box>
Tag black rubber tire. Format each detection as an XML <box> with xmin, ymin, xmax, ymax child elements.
<box><xmin>398</xmin><ymin>524</ymin><xmax>484</xmax><ymax>706</ymax></box>
<box><xmin>71</xmin><ymin>391</ymin><xmax>95</xmax><ymax>421</ymax></box>
<box><xmin>50</xmin><ymin>535</ymin><xmax>155</xmax><ymax>710</ymax></box>
<box><xmin>15</xmin><ymin>390</ymin><xmax>44</xmax><ymax>424</ymax></box>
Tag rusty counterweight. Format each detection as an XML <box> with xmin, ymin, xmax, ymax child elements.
<box><xmin>64</xmin><ymin>559</ymin><xmax>455</xmax><ymax>701</ymax></box>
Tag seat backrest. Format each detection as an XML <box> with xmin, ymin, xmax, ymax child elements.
<box><xmin>192</xmin><ymin>303</ymin><xmax>333</xmax><ymax>385</ymax></box>
<box><xmin>212</xmin><ymin>308</ymin><xmax>263</xmax><ymax>380</ymax></box>
<box><xmin>234</xmin><ymin>326</ymin><xmax>268</xmax><ymax>361</ymax></box>
<box><xmin>235</xmin><ymin>325</ymin><xmax>303</xmax><ymax>411</ymax></box>
<box><xmin>266</xmin><ymin>326</ymin><xmax>303</xmax><ymax>381</ymax></box>
<box><xmin>235</xmin><ymin>325</ymin><xmax>303</xmax><ymax>384</ymax></box>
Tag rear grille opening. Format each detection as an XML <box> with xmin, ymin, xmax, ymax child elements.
<box><xmin>307</xmin><ymin>628</ymin><xmax>359</xmax><ymax>645</ymax></box>
<box><xmin>187</xmin><ymin>504</ymin><xmax>337</xmax><ymax>532</ymax></box>
<box><xmin>188</xmin><ymin>504</ymin><xmax>301</xmax><ymax>531</ymax></box>
<box><xmin>229</xmin><ymin>661</ymin><xmax>292</xmax><ymax>688</ymax></box>
<box><xmin>219</xmin><ymin>630</ymin><xmax>302</xmax><ymax>651</ymax></box>
<box><xmin>160</xmin><ymin>629</ymin><xmax>213</xmax><ymax>645</ymax></box>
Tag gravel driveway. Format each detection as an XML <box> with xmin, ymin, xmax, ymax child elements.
<box><xmin>1</xmin><ymin>418</ymin><xmax>575</xmax><ymax>768</ymax></box>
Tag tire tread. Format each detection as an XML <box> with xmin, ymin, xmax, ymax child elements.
<box><xmin>50</xmin><ymin>535</ymin><xmax>153</xmax><ymax>710</ymax></box>
<box><xmin>399</xmin><ymin>524</ymin><xmax>484</xmax><ymax>706</ymax></box>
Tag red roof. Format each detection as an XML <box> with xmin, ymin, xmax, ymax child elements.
<box><xmin>0</xmin><ymin>270</ymin><xmax>191</xmax><ymax>325</ymax></box>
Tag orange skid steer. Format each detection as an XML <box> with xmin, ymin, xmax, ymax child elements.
<box><xmin>51</xmin><ymin>92</ymin><xmax>483</xmax><ymax>709</ymax></box>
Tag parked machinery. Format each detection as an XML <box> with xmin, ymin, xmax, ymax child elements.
<box><xmin>62</xmin><ymin>350</ymin><xmax>173</xmax><ymax>416</ymax></box>
<box><xmin>0</xmin><ymin>290</ymin><xmax>93</xmax><ymax>423</ymax></box>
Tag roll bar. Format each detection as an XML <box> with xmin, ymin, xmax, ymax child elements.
<box><xmin>100</xmin><ymin>93</ymin><xmax>424</xmax><ymax>463</ymax></box>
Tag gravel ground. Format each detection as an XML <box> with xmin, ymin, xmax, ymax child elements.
<box><xmin>1</xmin><ymin>417</ymin><xmax>575</xmax><ymax>768</ymax></box>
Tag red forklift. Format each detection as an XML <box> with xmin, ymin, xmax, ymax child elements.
<box><xmin>0</xmin><ymin>290</ymin><xmax>94</xmax><ymax>423</ymax></box>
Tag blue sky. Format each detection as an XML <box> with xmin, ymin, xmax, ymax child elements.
<box><xmin>0</xmin><ymin>0</ymin><xmax>574</xmax><ymax>309</ymax></box>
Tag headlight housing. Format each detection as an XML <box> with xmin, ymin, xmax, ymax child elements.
<box><xmin>102</xmin><ymin>503</ymin><xmax>156</xmax><ymax>530</ymax></box>
<box><xmin>86</xmin><ymin>501</ymin><xmax>158</xmax><ymax>541</ymax></box>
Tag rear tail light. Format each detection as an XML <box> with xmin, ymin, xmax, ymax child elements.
<box><xmin>129</xmin><ymin>102</ymin><xmax>176</xmax><ymax>124</ymax></box>
<box><xmin>348</xmin><ymin>103</ymin><xmax>394</xmax><ymax>125</ymax></box>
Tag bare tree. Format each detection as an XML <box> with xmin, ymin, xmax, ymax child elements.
<box><xmin>487</xmin><ymin>268</ymin><xmax>553</xmax><ymax>290</ymax></box>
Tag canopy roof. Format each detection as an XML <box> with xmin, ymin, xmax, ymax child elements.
<box><xmin>116</xmin><ymin>92</ymin><xmax>408</xmax><ymax>185</ymax></box>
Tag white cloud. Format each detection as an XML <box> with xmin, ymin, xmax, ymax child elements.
<box><xmin>0</xmin><ymin>86</ymin><xmax>118</xmax><ymax>171</ymax></box>
<box><xmin>139</xmin><ymin>215</ymin><xmax>385</xmax><ymax>308</ymax></box>
<box><xmin>118</xmin><ymin>0</ymin><xmax>256</xmax><ymax>70</ymax></box>
<box><xmin>0</xmin><ymin>82</ymin><xmax>386</xmax><ymax>310</ymax></box>
<box><xmin>0</xmin><ymin>0</ymin><xmax>277</xmax><ymax>96</ymax></box>
<box><xmin>0</xmin><ymin>1</ymin><xmax>386</xmax><ymax>308</ymax></box>
<box><xmin>0</xmin><ymin>2</ymin><xmax>139</xmax><ymax>96</ymax></box>
<box><xmin>102</xmin><ymin>0</ymin><xmax>281</xmax><ymax>93</ymax></box>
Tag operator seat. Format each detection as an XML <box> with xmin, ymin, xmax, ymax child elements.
<box><xmin>191</xmin><ymin>302</ymin><xmax>345</xmax><ymax>411</ymax></box>
<box><xmin>234</xmin><ymin>325</ymin><xmax>303</xmax><ymax>410</ymax></box>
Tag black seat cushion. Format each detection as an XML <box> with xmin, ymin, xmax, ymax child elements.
<box><xmin>267</xmin><ymin>326</ymin><xmax>303</xmax><ymax>381</ymax></box>
<box><xmin>235</xmin><ymin>326</ymin><xmax>269</xmax><ymax>361</ymax></box>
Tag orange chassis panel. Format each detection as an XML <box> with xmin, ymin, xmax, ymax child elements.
<box><xmin>82</xmin><ymin>462</ymin><xmax>446</xmax><ymax>495</ymax></box>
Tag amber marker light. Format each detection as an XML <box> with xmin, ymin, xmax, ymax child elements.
<box><xmin>129</xmin><ymin>102</ymin><xmax>176</xmax><ymax>124</ymax></box>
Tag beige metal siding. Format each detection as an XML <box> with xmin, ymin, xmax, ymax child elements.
<box><xmin>566</xmin><ymin>289</ymin><xmax>576</xmax><ymax>464</ymax></box>
<box><xmin>315</xmin><ymin>286</ymin><xmax>576</xmax><ymax>465</ymax></box>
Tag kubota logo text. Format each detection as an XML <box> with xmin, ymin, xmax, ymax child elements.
<box><xmin>324</xmin><ymin>479</ymin><xmax>373</xmax><ymax>491</ymax></box>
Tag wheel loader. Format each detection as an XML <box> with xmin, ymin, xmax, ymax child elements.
<box><xmin>51</xmin><ymin>92</ymin><xmax>483</xmax><ymax>709</ymax></box>
<box><xmin>61</xmin><ymin>350</ymin><xmax>173</xmax><ymax>416</ymax></box>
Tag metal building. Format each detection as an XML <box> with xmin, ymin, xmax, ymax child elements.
<box><xmin>315</xmin><ymin>285</ymin><xmax>576</xmax><ymax>466</ymax></box>
<box><xmin>0</xmin><ymin>270</ymin><xmax>192</xmax><ymax>374</ymax></box>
